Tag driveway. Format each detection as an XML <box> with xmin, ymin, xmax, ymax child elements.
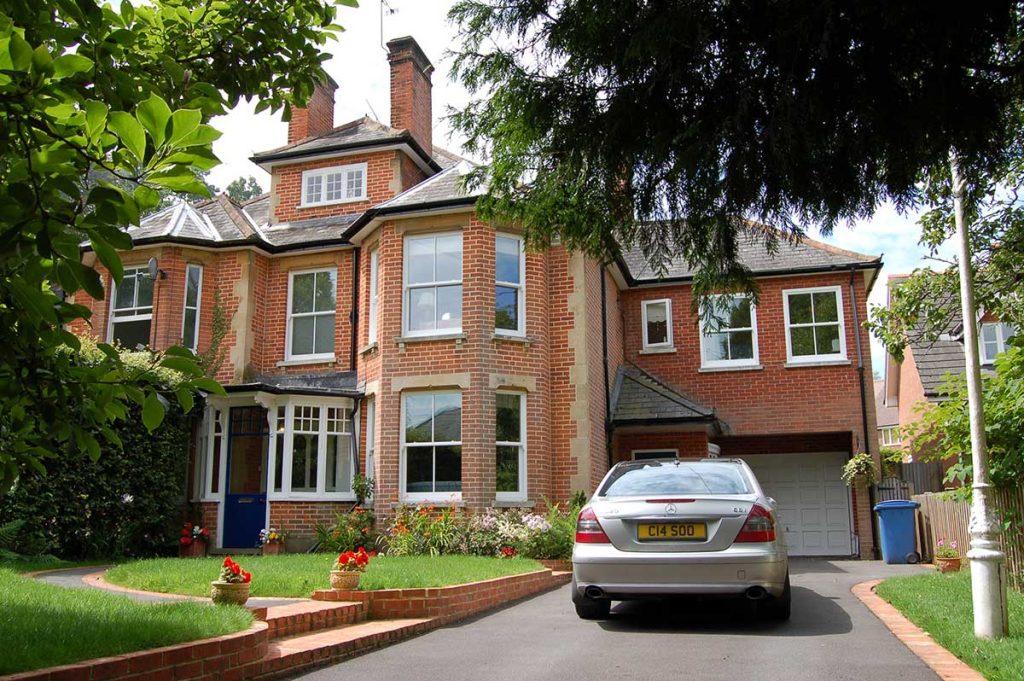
<box><xmin>290</xmin><ymin>559</ymin><xmax>938</xmax><ymax>681</ymax></box>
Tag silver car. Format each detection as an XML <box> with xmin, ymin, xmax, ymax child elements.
<box><xmin>571</xmin><ymin>457</ymin><xmax>790</xmax><ymax>620</ymax></box>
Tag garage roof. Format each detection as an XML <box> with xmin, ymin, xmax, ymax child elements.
<box><xmin>610</xmin><ymin>366</ymin><xmax>715</xmax><ymax>425</ymax></box>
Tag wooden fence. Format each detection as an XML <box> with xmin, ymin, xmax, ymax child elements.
<box><xmin>913</xmin><ymin>488</ymin><xmax>1024</xmax><ymax>591</ymax></box>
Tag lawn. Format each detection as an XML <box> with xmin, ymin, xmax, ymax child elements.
<box><xmin>876</xmin><ymin>570</ymin><xmax>1024</xmax><ymax>681</ymax></box>
<box><xmin>106</xmin><ymin>554</ymin><xmax>544</xmax><ymax>597</ymax></box>
<box><xmin>0</xmin><ymin>567</ymin><xmax>253</xmax><ymax>675</ymax></box>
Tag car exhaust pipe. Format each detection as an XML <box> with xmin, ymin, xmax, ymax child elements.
<box><xmin>584</xmin><ymin>586</ymin><xmax>605</xmax><ymax>599</ymax></box>
<box><xmin>745</xmin><ymin>586</ymin><xmax>768</xmax><ymax>600</ymax></box>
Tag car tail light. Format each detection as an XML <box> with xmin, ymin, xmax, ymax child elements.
<box><xmin>734</xmin><ymin>504</ymin><xmax>777</xmax><ymax>543</ymax></box>
<box><xmin>575</xmin><ymin>507</ymin><xmax>610</xmax><ymax>544</ymax></box>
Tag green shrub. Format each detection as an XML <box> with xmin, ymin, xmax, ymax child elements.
<box><xmin>315</xmin><ymin>506</ymin><xmax>376</xmax><ymax>553</ymax></box>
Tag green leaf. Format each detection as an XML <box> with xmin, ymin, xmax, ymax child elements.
<box><xmin>84</xmin><ymin>100</ymin><xmax>108</xmax><ymax>140</ymax></box>
<box><xmin>52</xmin><ymin>53</ymin><xmax>93</xmax><ymax>78</ymax></box>
<box><xmin>8</xmin><ymin>32</ymin><xmax>32</xmax><ymax>71</ymax></box>
<box><xmin>147</xmin><ymin>167</ymin><xmax>212</xmax><ymax>195</ymax></box>
<box><xmin>108</xmin><ymin>111</ymin><xmax>146</xmax><ymax>162</ymax></box>
<box><xmin>65</xmin><ymin>260</ymin><xmax>104</xmax><ymax>299</ymax></box>
<box><xmin>160</xmin><ymin>355</ymin><xmax>201</xmax><ymax>375</ymax></box>
<box><xmin>90</xmin><ymin>236</ymin><xmax>123</xmax><ymax>283</ymax></box>
<box><xmin>175</xmin><ymin>387</ymin><xmax>195</xmax><ymax>413</ymax></box>
<box><xmin>9</xmin><ymin>280</ymin><xmax>57</xmax><ymax>324</ymax></box>
<box><xmin>136</xmin><ymin>94</ymin><xmax>172</xmax><ymax>147</ymax></box>
<box><xmin>141</xmin><ymin>391</ymin><xmax>165</xmax><ymax>431</ymax></box>
<box><xmin>192</xmin><ymin>377</ymin><xmax>225</xmax><ymax>395</ymax></box>
<box><xmin>167</xmin><ymin>109</ymin><xmax>202</xmax><ymax>145</ymax></box>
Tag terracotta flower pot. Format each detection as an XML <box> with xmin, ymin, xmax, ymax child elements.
<box><xmin>179</xmin><ymin>540</ymin><xmax>206</xmax><ymax>558</ymax></box>
<box><xmin>935</xmin><ymin>556</ymin><xmax>962</xmax><ymax>573</ymax></box>
<box><xmin>262</xmin><ymin>542</ymin><xmax>283</xmax><ymax>556</ymax></box>
<box><xmin>210</xmin><ymin>580</ymin><xmax>250</xmax><ymax>606</ymax></box>
<box><xmin>330</xmin><ymin>570</ymin><xmax>361</xmax><ymax>591</ymax></box>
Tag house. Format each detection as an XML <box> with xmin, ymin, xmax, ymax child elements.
<box><xmin>70</xmin><ymin>36</ymin><xmax>883</xmax><ymax>558</ymax></box>
<box><xmin>874</xmin><ymin>379</ymin><xmax>901</xmax><ymax>449</ymax></box>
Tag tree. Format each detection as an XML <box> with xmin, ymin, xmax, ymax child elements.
<box><xmin>225</xmin><ymin>175</ymin><xmax>265</xmax><ymax>203</ymax></box>
<box><xmin>0</xmin><ymin>0</ymin><xmax>352</xmax><ymax>489</ymax></box>
<box><xmin>448</xmin><ymin>1</ymin><xmax>1023</xmax><ymax>293</ymax></box>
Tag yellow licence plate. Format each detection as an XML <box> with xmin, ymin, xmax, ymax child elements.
<box><xmin>637</xmin><ymin>522</ymin><xmax>707</xmax><ymax>541</ymax></box>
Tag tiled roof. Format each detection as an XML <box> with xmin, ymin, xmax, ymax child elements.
<box><xmin>874</xmin><ymin>380</ymin><xmax>898</xmax><ymax>428</ymax></box>
<box><xmin>376</xmin><ymin>161</ymin><xmax>481</xmax><ymax>210</ymax></box>
<box><xmin>250</xmin><ymin>117</ymin><xmax>408</xmax><ymax>163</ymax></box>
<box><xmin>610</xmin><ymin>365</ymin><xmax>715</xmax><ymax>424</ymax></box>
<box><xmin>620</xmin><ymin>226</ymin><xmax>880</xmax><ymax>282</ymax></box>
<box><xmin>906</xmin><ymin>316</ymin><xmax>968</xmax><ymax>400</ymax></box>
<box><xmin>227</xmin><ymin>371</ymin><xmax>361</xmax><ymax>397</ymax></box>
<box><xmin>255</xmin><ymin>214</ymin><xmax>358</xmax><ymax>247</ymax></box>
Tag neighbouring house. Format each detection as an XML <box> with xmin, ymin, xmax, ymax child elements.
<box><xmin>875</xmin><ymin>379</ymin><xmax>901</xmax><ymax>449</ymax></box>
<box><xmin>70</xmin><ymin>36</ymin><xmax>883</xmax><ymax>558</ymax></box>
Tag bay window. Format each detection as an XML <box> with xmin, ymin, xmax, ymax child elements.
<box><xmin>980</xmin><ymin>322</ymin><xmax>1015</xmax><ymax>364</ymax></box>
<box><xmin>495</xmin><ymin>234</ymin><xmax>525</xmax><ymax>335</ymax></box>
<box><xmin>181</xmin><ymin>264</ymin><xmax>203</xmax><ymax>350</ymax></box>
<box><xmin>287</xmin><ymin>268</ymin><xmax>337</xmax><ymax>361</ymax></box>
<box><xmin>402</xmin><ymin>391</ymin><xmax>462</xmax><ymax>499</ymax></box>
<box><xmin>268</xmin><ymin>400</ymin><xmax>357</xmax><ymax>499</ymax></box>
<box><xmin>367</xmin><ymin>248</ymin><xmax>379</xmax><ymax>344</ymax></box>
<box><xmin>403</xmin><ymin>233</ymin><xmax>463</xmax><ymax>336</ymax></box>
<box><xmin>495</xmin><ymin>392</ymin><xmax>526</xmax><ymax>501</ymax></box>
<box><xmin>109</xmin><ymin>267</ymin><xmax>153</xmax><ymax>348</ymax></box>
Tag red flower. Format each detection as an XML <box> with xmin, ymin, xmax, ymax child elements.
<box><xmin>230</xmin><ymin>564</ymin><xmax>241</xmax><ymax>575</ymax></box>
<box><xmin>181</xmin><ymin>528</ymin><xmax>190</xmax><ymax>536</ymax></box>
<box><xmin>242</xmin><ymin>571</ymin><xmax>252</xmax><ymax>584</ymax></box>
<box><xmin>184</xmin><ymin>522</ymin><xmax>193</xmax><ymax>529</ymax></box>
<box><xmin>201</xmin><ymin>528</ymin><xmax>210</xmax><ymax>536</ymax></box>
<box><xmin>223</xmin><ymin>556</ymin><xmax>234</xmax><ymax>568</ymax></box>
<box><xmin>180</xmin><ymin>537</ymin><xmax>192</xmax><ymax>545</ymax></box>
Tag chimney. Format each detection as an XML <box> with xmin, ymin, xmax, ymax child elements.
<box><xmin>387</xmin><ymin>36</ymin><xmax>434</xmax><ymax>156</ymax></box>
<box><xmin>288</xmin><ymin>75</ymin><xmax>338</xmax><ymax>144</ymax></box>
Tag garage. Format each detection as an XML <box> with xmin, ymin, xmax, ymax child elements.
<box><xmin>745</xmin><ymin>452</ymin><xmax>854</xmax><ymax>556</ymax></box>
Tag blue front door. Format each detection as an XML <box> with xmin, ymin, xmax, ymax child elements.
<box><xmin>223</xmin><ymin>406</ymin><xmax>268</xmax><ymax>549</ymax></box>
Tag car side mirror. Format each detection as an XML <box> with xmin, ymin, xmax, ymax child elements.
<box><xmin>767</xmin><ymin>497</ymin><xmax>777</xmax><ymax>508</ymax></box>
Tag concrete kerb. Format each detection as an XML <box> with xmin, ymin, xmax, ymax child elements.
<box><xmin>852</xmin><ymin>579</ymin><xmax>985</xmax><ymax>681</ymax></box>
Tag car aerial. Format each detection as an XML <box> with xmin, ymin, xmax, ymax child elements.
<box><xmin>571</xmin><ymin>457</ymin><xmax>790</xmax><ymax>620</ymax></box>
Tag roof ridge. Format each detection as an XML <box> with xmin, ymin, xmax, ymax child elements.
<box><xmin>215</xmin><ymin>193</ymin><xmax>255</xmax><ymax>238</ymax></box>
<box><xmin>377</xmin><ymin>162</ymin><xmax>464</xmax><ymax>208</ymax></box>
<box><xmin>740</xmin><ymin>219</ymin><xmax>878</xmax><ymax>262</ymax></box>
<box><xmin>625</xmin><ymin>364</ymin><xmax>713</xmax><ymax>416</ymax></box>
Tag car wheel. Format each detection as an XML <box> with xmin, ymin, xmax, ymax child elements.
<box><xmin>574</xmin><ymin>598</ymin><xmax>611</xmax><ymax>620</ymax></box>
<box><xmin>761</xmin><ymin>573</ymin><xmax>791</xmax><ymax>621</ymax></box>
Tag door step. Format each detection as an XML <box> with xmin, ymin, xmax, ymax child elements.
<box><xmin>259</xmin><ymin>601</ymin><xmax>367</xmax><ymax>639</ymax></box>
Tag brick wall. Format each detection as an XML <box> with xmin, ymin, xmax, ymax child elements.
<box><xmin>612</xmin><ymin>430</ymin><xmax>708</xmax><ymax>463</ymax></box>
<box><xmin>269</xmin><ymin>500</ymin><xmax>354</xmax><ymax>549</ymax></box>
<box><xmin>288</xmin><ymin>80</ymin><xmax>336</xmax><ymax>144</ymax></box>
<box><xmin>387</xmin><ymin>37</ymin><xmax>433</xmax><ymax>155</ymax></box>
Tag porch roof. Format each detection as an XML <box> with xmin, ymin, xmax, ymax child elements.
<box><xmin>610</xmin><ymin>365</ymin><xmax>716</xmax><ymax>426</ymax></box>
<box><xmin>224</xmin><ymin>371</ymin><xmax>362</xmax><ymax>398</ymax></box>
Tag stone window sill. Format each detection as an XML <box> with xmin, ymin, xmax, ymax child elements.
<box><xmin>493</xmin><ymin>499</ymin><xmax>536</xmax><ymax>508</ymax></box>
<box><xmin>492</xmin><ymin>333</ymin><xmax>535</xmax><ymax>346</ymax></box>
<box><xmin>784</xmin><ymin>358</ymin><xmax>852</xmax><ymax>369</ymax></box>
<box><xmin>395</xmin><ymin>333</ymin><xmax>467</xmax><ymax>353</ymax></box>
<box><xmin>640</xmin><ymin>346</ymin><xmax>677</xmax><ymax>355</ymax></box>
<box><xmin>276</xmin><ymin>356</ymin><xmax>335</xmax><ymax>368</ymax></box>
<box><xmin>391</xmin><ymin>500</ymin><xmax>467</xmax><ymax>509</ymax></box>
<box><xmin>359</xmin><ymin>341</ymin><xmax>379</xmax><ymax>355</ymax></box>
<box><xmin>698</xmin><ymin>364</ymin><xmax>763</xmax><ymax>373</ymax></box>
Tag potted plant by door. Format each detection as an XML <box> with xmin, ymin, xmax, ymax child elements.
<box><xmin>330</xmin><ymin>547</ymin><xmax>374</xmax><ymax>590</ymax></box>
<box><xmin>258</xmin><ymin>527</ymin><xmax>287</xmax><ymax>555</ymax></box>
<box><xmin>179</xmin><ymin>522</ymin><xmax>210</xmax><ymax>558</ymax></box>
<box><xmin>211</xmin><ymin>556</ymin><xmax>252</xmax><ymax>605</ymax></box>
<box><xmin>934</xmin><ymin>538</ymin><xmax>962</xmax><ymax>573</ymax></box>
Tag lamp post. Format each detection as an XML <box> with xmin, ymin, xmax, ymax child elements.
<box><xmin>949</xmin><ymin>150</ymin><xmax>1008</xmax><ymax>639</ymax></box>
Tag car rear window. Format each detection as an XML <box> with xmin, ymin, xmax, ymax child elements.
<box><xmin>598</xmin><ymin>461</ymin><xmax>751</xmax><ymax>497</ymax></box>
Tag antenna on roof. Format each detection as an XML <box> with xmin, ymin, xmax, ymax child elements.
<box><xmin>365</xmin><ymin>99</ymin><xmax>382</xmax><ymax>122</ymax></box>
<box><xmin>380</xmin><ymin>0</ymin><xmax>397</xmax><ymax>55</ymax></box>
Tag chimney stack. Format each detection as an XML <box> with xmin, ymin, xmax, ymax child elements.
<box><xmin>287</xmin><ymin>75</ymin><xmax>338</xmax><ymax>144</ymax></box>
<box><xmin>387</xmin><ymin>36</ymin><xmax>434</xmax><ymax>156</ymax></box>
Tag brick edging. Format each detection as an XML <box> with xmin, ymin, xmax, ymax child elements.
<box><xmin>852</xmin><ymin>579</ymin><xmax>985</xmax><ymax>681</ymax></box>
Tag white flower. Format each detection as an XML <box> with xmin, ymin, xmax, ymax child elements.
<box><xmin>121</xmin><ymin>494</ymin><xmax>134</xmax><ymax>504</ymax></box>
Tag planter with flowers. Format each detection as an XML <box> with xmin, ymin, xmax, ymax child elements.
<box><xmin>330</xmin><ymin>546</ymin><xmax>375</xmax><ymax>590</ymax></box>
<box><xmin>179</xmin><ymin>522</ymin><xmax>210</xmax><ymax>558</ymax></box>
<box><xmin>934</xmin><ymin>538</ymin><xmax>962</xmax><ymax>573</ymax></box>
<box><xmin>258</xmin><ymin>527</ymin><xmax>288</xmax><ymax>555</ymax></box>
<box><xmin>211</xmin><ymin>556</ymin><xmax>252</xmax><ymax>605</ymax></box>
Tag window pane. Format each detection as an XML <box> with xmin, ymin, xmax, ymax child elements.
<box><xmin>496</xmin><ymin>393</ymin><xmax>521</xmax><ymax>442</ymax></box>
<box><xmin>291</xmin><ymin>433</ymin><xmax>318</xmax><ymax>492</ymax></box>
<box><xmin>496</xmin><ymin>236</ymin><xmax>520</xmax><ymax>284</ymax></box>
<box><xmin>182</xmin><ymin>309</ymin><xmax>198</xmax><ymax>349</ymax></box>
<box><xmin>326</xmin><ymin>434</ymin><xmax>353</xmax><ymax>493</ymax></box>
<box><xmin>788</xmin><ymin>293</ymin><xmax>813</xmax><ymax>324</ymax></box>
<box><xmin>981</xmin><ymin>323</ymin><xmax>997</xmax><ymax>343</ymax></box>
<box><xmin>305</xmin><ymin>175</ymin><xmax>322</xmax><ymax>203</ymax></box>
<box><xmin>496</xmin><ymin>445</ymin><xmax>520</xmax><ymax>493</ymax></box>
<box><xmin>313</xmin><ymin>314</ymin><xmax>334</xmax><ymax>355</ymax></box>
<box><xmin>790</xmin><ymin>326</ymin><xmax>816</xmax><ymax>356</ymax></box>
<box><xmin>433</xmin><ymin>393</ymin><xmax>462</xmax><ymax>442</ymax></box>
<box><xmin>325</xmin><ymin>172</ymin><xmax>343</xmax><ymax>201</ymax></box>
<box><xmin>405</xmin><ymin>394</ymin><xmax>433</xmax><ymax>443</ymax></box>
<box><xmin>211</xmin><ymin>434</ymin><xmax>221</xmax><ymax>494</ymax></box>
<box><xmin>408</xmin><ymin>288</ymin><xmax>436</xmax><ymax>332</ymax></box>
<box><xmin>436</xmin><ymin>234</ymin><xmax>462</xmax><ymax>281</ymax></box>
<box><xmin>291</xmin><ymin>316</ymin><xmax>315</xmax><ymax>356</ymax></box>
<box><xmin>115</xmin><ymin>274</ymin><xmax>136</xmax><ymax>309</ymax></box>
<box><xmin>113</xmin><ymin>319</ymin><xmax>151</xmax><ymax>348</ymax></box>
<box><xmin>346</xmin><ymin>169</ymin><xmax>363</xmax><ymax>198</ymax></box>
<box><xmin>729</xmin><ymin>297</ymin><xmax>752</xmax><ymax>328</ymax></box>
<box><xmin>730</xmin><ymin>330</ymin><xmax>754</xmax><ymax>359</ymax></box>
<box><xmin>815</xmin><ymin>324</ymin><xmax>841</xmax><ymax>355</ymax></box>
<box><xmin>313</xmin><ymin>270</ymin><xmax>336</xmax><ymax>312</ymax></box>
<box><xmin>812</xmin><ymin>291</ymin><xmax>838</xmax><ymax>322</ymax></box>
<box><xmin>703</xmin><ymin>332</ymin><xmax>729</xmax><ymax>362</ymax></box>
<box><xmin>406</xmin><ymin>446</ymin><xmax>433</xmax><ymax>492</ymax></box>
<box><xmin>136</xmin><ymin>273</ymin><xmax>153</xmax><ymax>307</ymax></box>
<box><xmin>496</xmin><ymin>286</ymin><xmax>519</xmax><ymax>331</ymax></box>
<box><xmin>646</xmin><ymin>302</ymin><xmax>668</xmax><ymax>345</ymax></box>
<box><xmin>435</xmin><ymin>445</ymin><xmax>462</xmax><ymax>492</ymax></box>
<box><xmin>292</xmin><ymin>273</ymin><xmax>314</xmax><ymax>314</ymax></box>
<box><xmin>436</xmin><ymin>285</ymin><xmax>462</xmax><ymax>330</ymax></box>
<box><xmin>983</xmin><ymin>340</ymin><xmax>999</xmax><ymax>362</ymax></box>
<box><xmin>185</xmin><ymin>266</ymin><xmax>201</xmax><ymax>306</ymax></box>
<box><xmin>1001</xmin><ymin>323</ymin><xmax>1015</xmax><ymax>343</ymax></box>
<box><xmin>407</xmin><ymin>239</ymin><xmax>435</xmax><ymax>284</ymax></box>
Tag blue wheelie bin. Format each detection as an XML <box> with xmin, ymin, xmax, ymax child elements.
<box><xmin>874</xmin><ymin>499</ymin><xmax>921</xmax><ymax>564</ymax></box>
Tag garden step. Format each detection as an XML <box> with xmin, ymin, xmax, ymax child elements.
<box><xmin>251</xmin><ymin>618</ymin><xmax>433</xmax><ymax>679</ymax></box>
<box><xmin>261</xmin><ymin>600</ymin><xmax>367</xmax><ymax>639</ymax></box>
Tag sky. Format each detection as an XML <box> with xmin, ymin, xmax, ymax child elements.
<box><xmin>206</xmin><ymin>0</ymin><xmax>954</xmax><ymax>378</ymax></box>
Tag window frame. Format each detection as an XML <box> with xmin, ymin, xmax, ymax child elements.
<box><xmin>980</xmin><ymin>321</ymin><xmax>1014</xmax><ymax>364</ymax></box>
<box><xmin>782</xmin><ymin>285</ymin><xmax>848</xmax><ymax>364</ymax></box>
<box><xmin>367</xmin><ymin>248</ymin><xmax>379</xmax><ymax>344</ymax></box>
<box><xmin>495</xmin><ymin>391</ymin><xmax>527</xmax><ymax>502</ymax></box>
<box><xmin>631</xmin><ymin>449</ymin><xmax>679</xmax><ymax>461</ymax></box>
<box><xmin>267</xmin><ymin>398</ymin><xmax>357</xmax><ymax>501</ymax></box>
<box><xmin>494</xmin><ymin>233</ymin><xmax>526</xmax><ymax>337</ymax></box>
<box><xmin>197</xmin><ymin>407</ymin><xmax>226</xmax><ymax>502</ymax></box>
<box><xmin>285</xmin><ymin>267</ymin><xmax>338</xmax><ymax>362</ymax></box>
<box><xmin>699</xmin><ymin>293</ymin><xmax>759</xmax><ymax>369</ymax></box>
<box><xmin>641</xmin><ymin>298</ymin><xmax>674</xmax><ymax>350</ymax></box>
<box><xmin>299</xmin><ymin>163</ymin><xmax>368</xmax><ymax>207</ymax></box>
<box><xmin>879</xmin><ymin>426</ymin><xmax>901</xmax><ymax>447</ymax></box>
<box><xmin>402</xmin><ymin>231</ymin><xmax>464</xmax><ymax>338</ymax></box>
<box><xmin>400</xmin><ymin>390</ymin><xmax>463</xmax><ymax>502</ymax></box>
<box><xmin>107</xmin><ymin>266</ymin><xmax>154</xmax><ymax>347</ymax></box>
<box><xmin>181</xmin><ymin>263</ymin><xmax>203</xmax><ymax>351</ymax></box>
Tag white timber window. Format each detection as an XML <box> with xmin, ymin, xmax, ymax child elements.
<box><xmin>196</xmin><ymin>407</ymin><xmax>225</xmax><ymax>501</ymax></box>
<box><xmin>403</xmin><ymin>232</ymin><xmax>463</xmax><ymax>336</ymax></box>
<box><xmin>495</xmin><ymin>234</ymin><xmax>525</xmax><ymax>335</ymax></box>
<box><xmin>300</xmin><ymin>163</ymin><xmax>367</xmax><ymax>207</ymax></box>
<box><xmin>181</xmin><ymin>263</ymin><xmax>203</xmax><ymax>350</ymax></box>
<box><xmin>700</xmin><ymin>294</ymin><xmax>758</xmax><ymax>368</ymax></box>
<box><xmin>401</xmin><ymin>391</ymin><xmax>462</xmax><ymax>500</ymax></box>
<box><xmin>980</xmin><ymin>322</ymin><xmax>1015</xmax><ymax>364</ymax></box>
<box><xmin>783</xmin><ymin>286</ymin><xmax>847</xmax><ymax>363</ymax></box>
<box><xmin>641</xmin><ymin>299</ymin><xmax>673</xmax><ymax>350</ymax></box>
<box><xmin>367</xmin><ymin>248</ymin><xmax>379</xmax><ymax>344</ymax></box>
<box><xmin>268</xmin><ymin>400</ymin><xmax>356</xmax><ymax>499</ymax></box>
<box><xmin>495</xmin><ymin>392</ymin><xmax>527</xmax><ymax>501</ymax></box>
<box><xmin>879</xmin><ymin>426</ymin><xmax>901</xmax><ymax>447</ymax></box>
<box><xmin>365</xmin><ymin>397</ymin><xmax>376</xmax><ymax>482</ymax></box>
<box><xmin>109</xmin><ymin>267</ymin><xmax>153</xmax><ymax>348</ymax></box>
<box><xmin>286</xmin><ymin>268</ymin><xmax>337</xmax><ymax>361</ymax></box>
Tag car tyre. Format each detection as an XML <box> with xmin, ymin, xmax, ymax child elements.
<box><xmin>761</xmin><ymin>573</ymin><xmax>791</xmax><ymax>621</ymax></box>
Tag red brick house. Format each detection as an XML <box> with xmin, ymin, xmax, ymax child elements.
<box><xmin>71</xmin><ymin>37</ymin><xmax>883</xmax><ymax>557</ymax></box>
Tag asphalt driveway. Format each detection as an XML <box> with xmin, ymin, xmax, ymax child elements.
<box><xmin>291</xmin><ymin>559</ymin><xmax>938</xmax><ymax>681</ymax></box>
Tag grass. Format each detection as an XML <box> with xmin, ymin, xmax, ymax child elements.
<box><xmin>106</xmin><ymin>554</ymin><xmax>544</xmax><ymax>597</ymax></box>
<box><xmin>876</xmin><ymin>570</ymin><xmax>1024</xmax><ymax>681</ymax></box>
<box><xmin>0</xmin><ymin>567</ymin><xmax>253</xmax><ymax>675</ymax></box>
<box><xmin>0</xmin><ymin>556</ymin><xmax>111</xmax><ymax>574</ymax></box>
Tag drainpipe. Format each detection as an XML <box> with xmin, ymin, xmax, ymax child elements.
<box><xmin>350</xmin><ymin>248</ymin><xmax>360</xmax><ymax>371</ymax></box>
<box><xmin>849</xmin><ymin>266</ymin><xmax>875</xmax><ymax>557</ymax></box>
<box><xmin>600</xmin><ymin>265</ymin><xmax>613</xmax><ymax>468</ymax></box>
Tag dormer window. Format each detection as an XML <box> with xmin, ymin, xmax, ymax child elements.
<box><xmin>300</xmin><ymin>163</ymin><xmax>368</xmax><ymax>207</ymax></box>
<box><xmin>980</xmin><ymin>322</ymin><xmax>1015</xmax><ymax>364</ymax></box>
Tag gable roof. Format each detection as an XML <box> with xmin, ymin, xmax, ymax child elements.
<box><xmin>874</xmin><ymin>379</ymin><xmax>899</xmax><ymax>428</ymax></box>
<box><xmin>906</xmin><ymin>316</ymin><xmax>969</xmax><ymax>400</ymax></box>
<box><xmin>619</xmin><ymin>226</ymin><xmax>880</xmax><ymax>283</ymax></box>
<box><xmin>610</xmin><ymin>365</ymin><xmax>716</xmax><ymax>425</ymax></box>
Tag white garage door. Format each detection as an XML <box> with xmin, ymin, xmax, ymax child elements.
<box><xmin>745</xmin><ymin>452</ymin><xmax>853</xmax><ymax>556</ymax></box>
